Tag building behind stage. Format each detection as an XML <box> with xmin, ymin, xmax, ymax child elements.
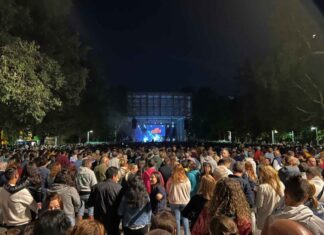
<box><xmin>127</xmin><ymin>92</ymin><xmax>192</xmax><ymax>142</ymax></box>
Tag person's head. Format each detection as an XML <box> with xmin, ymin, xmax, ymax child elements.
<box><xmin>33</xmin><ymin>210</ymin><xmax>71</xmax><ymax>235</ymax></box>
<box><xmin>70</xmin><ymin>220</ymin><xmax>105</xmax><ymax>235</ymax></box>
<box><xmin>0</xmin><ymin>161</ymin><xmax>7</xmax><ymax>171</ymax></box>
<box><xmin>213</xmin><ymin>166</ymin><xmax>229</xmax><ymax>181</ymax></box>
<box><xmin>82</xmin><ymin>159</ymin><xmax>92</xmax><ymax>168</ymax></box>
<box><xmin>46</xmin><ymin>193</ymin><xmax>63</xmax><ymax>211</ymax></box>
<box><xmin>266</xmin><ymin>219</ymin><xmax>313</xmax><ymax>235</ymax></box>
<box><xmin>50</xmin><ymin>163</ymin><xmax>62</xmax><ymax>178</ymax></box>
<box><xmin>150</xmin><ymin>171</ymin><xmax>163</xmax><ymax>186</ymax></box>
<box><xmin>4</xmin><ymin>166</ymin><xmax>19</xmax><ymax>184</ymax></box>
<box><xmin>306</xmin><ymin>167</ymin><xmax>322</xmax><ymax>180</ymax></box>
<box><xmin>188</xmin><ymin>159</ymin><xmax>197</xmax><ymax>171</ymax></box>
<box><xmin>119</xmin><ymin>158</ymin><xmax>128</xmax><ymax>168</ymax></box>
<box><xmin>259</xmin><ymin>166</ymin><xmax>283</xmax><ymax>197</ymax></box>
<box><xmin>202</xmin><ymin>162</ymin><xmax>212</xmax><ymax>175</ymax></box>
<box><xmin>105</xmin><ymin>167</ymin><xmax>119</xmax><ymax>182</ymax></box>
<box><xmin>307</xmin><ymin>157</ymin><xmax>317</xmax><ymax>167</ymax></box>
<box><xmin>221</xmin><ymin>149</ymin><xmax>230</xmax><ymax>158</ymax></box>
<box><xmin>54</xmin><ymin>169</ymin><xmax>74</xmax><ymax>186</ymax></box>
<box><xmin>125</xmin><ymin>175</ymin><xmax>149</xmax><ymax>208</ymax></box>
<box><xmin>244</xmin><ymin>161</ymin><xmax>257</xmax><ymax>180</ymax></box>
<box><xmin>100</xmin><ymin>156</ymin><xmax>109</xmax><ymax>166</ymax></box>
<box><xmin>284</xmin><ymin>176</ymin><xmax>316</xmax><ymax>207</ymax></box>
<box><xmin>232</xmin><ymin>162</ymin><xmax>245</xmax><ymax>176</ymax></box>
<box><xmin>128</xmin><ymin>163</ymin><xmax>138</xmax><ymax>174</ymax></box>
<box><xmin>218</xmin><ymin>158</ymin><xmax>232</xmax><ymax>169</ymax></box>
<box><xmin>286</xmin><ymin>155</ymin><xmax>298</xmax><ymax>166</ymax></box>
<box><xmin>209</xmin><ymin>215</ymin><xmax>238</xmax><ymax>235</ymax></box>
<box><xmin>151</xmin><ymin>210</ymin><xmax>177</xmax><ymax>235</ymax></box>
<box><xmin>209</xmin><ymin>178</ymin><xmax>251</xmax><ymax>222</ymax></box>
<box><xmin>198</xmin><ymin>175</ymin><xmax>216</xmax><ymax>200</ymax></box>
<box><xmin>147</xmin><ymin>158</ymin><xmax>156</xmax><ymax>168</ymax></box>
<box><xmin>170</xmin><ymin>164</ymin><xmax>187</xmax><ymax>184</ymax></box>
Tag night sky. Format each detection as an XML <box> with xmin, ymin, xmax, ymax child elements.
<box><xmin>71</xmin><ymin>0</ymin><xmax>323</xmax><ymax>95</ymax></box>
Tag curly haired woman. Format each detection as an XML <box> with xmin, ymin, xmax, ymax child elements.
<box><xmin>192</xmin><ymin>178</ymin><xmax>252</xmax><ymax>235</ymax></box>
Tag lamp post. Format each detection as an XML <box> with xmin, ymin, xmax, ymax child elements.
<box><xmin>311</xmin><ymin>126</ymin><xmax>319</xmax><ymax>145</ymax></box>
<box><xmin>271</xmin><ymin>130</ymin><xmax>278</xmax><ymax>144</ymax></box>
<box><xmin>291</xmin><ymin>131</ymin><xmax>295</xmax><ymax>143</ymax></box>
<box><xmin>228</xmin><ymin>131</ymin><xmax>232</xmax><ymax>143</ymax></box>
<box><xmin>87</xmin><ymin>130</ymin><xmax>93</xmax><ymax>143</ymax></box>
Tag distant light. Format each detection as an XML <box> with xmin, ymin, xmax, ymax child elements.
<box><xmin>143</xmin><ymin>137</ymin><xmax>148</xmax><ymax>143</ymax></box>
<box><xmin>311</xmin><ymin>126</ymin><xmax>317</xmax><ymax>131</ymax></box>
<box><xmin>312</xmin><ymin>34</ymin><xmax>317</xmax><ymax>39</ymax></box>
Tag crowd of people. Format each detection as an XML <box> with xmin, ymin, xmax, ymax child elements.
<box><xmin>0</xmin><ymin>143</ymin><xmax>323</xmax><ymax>235</ymax></box>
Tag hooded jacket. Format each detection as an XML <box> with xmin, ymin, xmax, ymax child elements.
<box><xmin>76</xmin><ymin>167</ymin><xmax>97</xmax><ymax>193</ymax></box>
<box><xmin>267</xmin><ymin>204</ymin><xmax>324</xmax><ymax>235</ymax></box>
<box><xmin>47</xmin><ymin>183</ymin><xmax>81</xmax><ymax>216</ymax></box>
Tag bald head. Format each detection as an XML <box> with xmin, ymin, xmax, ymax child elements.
<box><xmin>268</xmin><ymin>219</ymin><xmax>313</xmax><ymax>235</ymax></box>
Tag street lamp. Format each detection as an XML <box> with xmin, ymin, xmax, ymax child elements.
<box><xmin>87</xmin><ymin>130</ymin><xmax>93</xmax><ymax>143</ymax></box>
<box><xmin>271</xmin><ymin>130</ymin><xmax>278</xmax><ymax>144</ymax></box>
<box><xmin>228</xmin><ymin>131</ymin><xmax>232</xmax><ymax>143</ymax></box>
<box><xmin>310</xmin><ymin>126</ymin><xmax>319</xmax><ymax>145</ymax></box>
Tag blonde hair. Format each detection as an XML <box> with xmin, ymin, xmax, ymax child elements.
<box><xmin>198</xmin><ymin>175</ymin><xmax>216</xmax><ymax>200</ymax></box>
<box><xmin>209</xmin><ymin>215</ymin><xmax>238</xmax><ymax>235</ymax></box>
<box><xmin>259</xmin><ymin>166</ymin><xmax>283</xmax><ymax>197</ymax></box>
<box><xmin>170</xmin><ymin>164</ymin><xmax>188</xmax><ymax>184</ymax></box>
<box><xmin>244</xmin><ymin>161</ymin><xmax>257</xmax><ymax>182</ymax></box>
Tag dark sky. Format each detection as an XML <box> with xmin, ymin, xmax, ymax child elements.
<box><xmin>71</xmin><ymin>0</ymin><xmax>323</xmax><ymax>95</ymax></box>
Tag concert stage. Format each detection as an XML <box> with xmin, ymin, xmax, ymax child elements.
<box><xmin>127</xmin><ymin>92</ymin><xmax>192</xmax><ymax>142</ymax></box>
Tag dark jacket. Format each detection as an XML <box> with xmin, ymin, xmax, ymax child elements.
<box><xmin>88</xmin><ymin>179</ymin><xmax>123</xmax><ymax>235</ymax></box>
<box><xmin>229</xmin><ymin>174</ymin><xmax>255</xmax><ymax>208</ymax></box>
<box><xmin>182</xmin><ymin>194</ymin><xmax>208</xmax><ymax>230</ymax></box>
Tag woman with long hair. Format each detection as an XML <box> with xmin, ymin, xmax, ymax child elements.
<box><xmin>118</xmin><ymin>175</ymin><xmax>152</xmax><ymax>235</ymax></box>
<box><xmin>256</xmin><ymin>166</ymin><xmax>284</xmax><ymax>230</ymax></box>
<box><xmin>201</xmin><ymin>162</ymin><xmax>213</xmax><ymax>177</ymax></box>
<box><xmin>192</xmin><ymin>178</ymin><xmax>252</xmax><ymax>235</ymax></box>
<box><xmin>182</xmin><ymin>175</ymin><xmax>216</xmax><ymax>230</ymax></box>
<box><xmin>150</xmin><ymin>171</ymin><xmax>167</xmax><ymax>214</ymax></box>
<box><xmin>166</xmin><ymin>164</ymin><xmax>191</xmax><ymax>235</ymax></box>
<box><xmin>244</xmin><ymin>161</ymin><xmax>258</xmax><ymax>195</ymax></box>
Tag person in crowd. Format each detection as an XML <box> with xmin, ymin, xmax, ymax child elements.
<box><xmin>182</xmin><ymin>175</ymin><xmax>216</xmax><ymax>230</ymax></box>
<box><xmin>35</xmin><ymin>156</ymin><xmax>50</xmax><ymax>202</ymax></box>
<box><xmin>56</xmin><ymin>151</ymin><xmax>70</xmax><ymax>169</ymax></box>
<box><xmin>33</xmin><ymin>210</ymin><xmax>72</xmax><ymax>235</ymax></box>
<box><xmin>278</xmin><ymin>155</ymin><xmax>301</xmax><ymax>185</ymax></box>
<box><xmin>0</xmin><ymin>166</ymin><xmax>38</xmax><ymax>232</ymax></box>
<box><xmin>229</xmin><ymin>162</ymin><xmax>255</xmax><ymax>208</ymax></box>
<box><xmin>209</xmin><ymin>215</ymin><xmax>239</xmax><ymax>235</ymax></box>
<box><xmin>121</xmin><ymin>163</ymin><xmax>138</xmax><ymax>188</ymax></box>
<box><xmin>263</xmin><ymin>219</ymin><xmax>313</xmax><ymax>235</ymax></box>
<box><xmin>272</xmin><ymin>149</ymin><xmax>283</xmax><ymax>171</ymax></box>
<box><xmin>76</xmin><ymin>159</ymin><xmax>98</xmax><ymax>221</ymax></box>
<box><xmin>304</xmin><ymin>182</ymin><xmax>324</xmax><ymax>219</ymax></box>
<box><xmin>150</xmin><ymin>210</ymin><xmax>177</xmax><ymax>235</ymax></box>
<box><xmin>109</xmin><ymin>151</ymin><xmax>120</xmax><ymax>168</ymax></box>
<box><xmin>47</xmin><ymin>169</ymin><xmax>81</xmax><ymax>226</ymax></box>
<box><xmin>200</xmin><ymin>151</ymin><xmax>217</xmax><ymax>173</ymax></box>
<box><xmin>118</xmin><ymin>158</ymin><xmax>129</xmax><ymax>182</ymax></box>
<box><xmin>88</xmin><ymin>166</ymin><xmax>122</xmax><ymax>235</ymax></box>
<box><xmin>306</xmin><ymin>167</ymin><xmax>324</xmax><ymax>202</ymax></box>
<box><xmin>150</xmin><ymin>171</ymin><xmax>167</xmax><ymax>214</ymax></box>
<box><xmin>307</xmin><ymin>157</ymin><xmax>317</xmax><ymax>167</ymax></box>
<box><xmin>265</xmin><ymin>148</ymin><xmax>274</xmax><ymax>163</ymax></box>
<box><xmin>45</xmin><ymin>193</ymin><xmax>63</xmax><ymax>211</ymax></box>
<box><xmin>218</xmin><ymin>158</ymin><xmax>234</xmax><ymax>175</ymax></box>
<box><xmin>0</xmin><ymin>161</ymin><xmax>8</xmax><ymax>186</ymax></box>
<box><xmin>143</xmin><ymin>158</ymin><xmax>164</xmax><ymax>194</ymax></box>
<box><xmin>47</xmin><ymin>162</ymin><xmax>61</xmax><ymax>188</ymax></box>
<box><xmin>201</xmin><ymin>162</ymin><xmax>213</xmax><ymax>177</ymax></box>
<box><xmin>118</xmin><ymin>175</ymin><xmax>152</xmax><ymax>235</ymax></box>
<box><xmin>255</xmin><ymin>166</ymin><xmax>285</xmax><ymax>230</ymax></box>
<box><xmin>244</xmin><ymin>161</ymin><xmax>258</xmax><ymax>194</ymax></box>
<box><xmin>186</xmin><ymin>159</ymin><xmax>200</xmax><ymax>197</ymax></box>
<box><xmin>94</xmin><ymin>156</ymin><xmax>109</xmax><ymax>183</ymax></box>
<box><xmin>263</xmin><ymin>176</ymin><xmax>324</xmax><ymax>235</ymax></box>
<box><xmin>70</xmin><ymin>219</ymin><xmax>106</xmax><ymax>235</ymax></box>
<box><xmin>192</xmin><ymin>178</ymin><xmax>252</xmax><ymax>235</ymax></box>
<box><xmin>166</xmin><ymin>164</ymin><xmax>191</xmax><ymax>235</ymax></box>
<box><xmin>213</xmin><ymin>165</ymin><xmax>229</xmax><ymax>181</ymax></box>
<box><xmin>159</xmin><ymin>157</ymin><xmax>172</xmax><ymax>183</ymax></box>
<box><xmin>220</xmin><ymin>148</ymin><xmax>235</xmax><ymax>170</ymax></box>
<box><xmin>147</xmin><ymin>229</ymin><xmax>172</xmax><ymax>235</ymax></box>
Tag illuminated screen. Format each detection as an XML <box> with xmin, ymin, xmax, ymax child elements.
<box><xmin>135</xmin><ymin>124</ymin><xmax>165</xmax><ymax>142</ymax></box>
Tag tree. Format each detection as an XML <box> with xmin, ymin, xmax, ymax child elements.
<box><xmin>0</xmin><ymin>38</ymin><xmax>65</xmax><ymax>124</ymax></box>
